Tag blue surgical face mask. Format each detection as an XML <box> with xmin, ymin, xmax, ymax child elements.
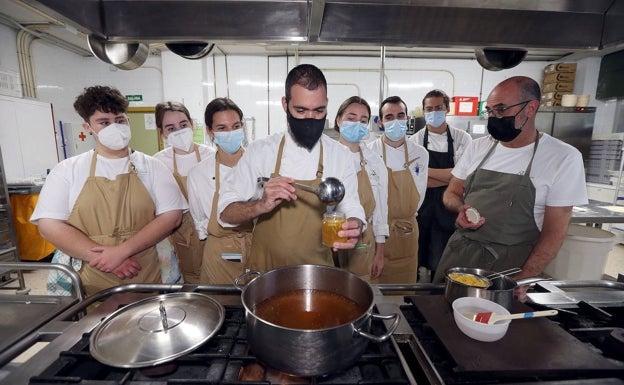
<box><xmin>383</xmin><ymin>119</ymin><xmax>407</xmax><ymax>141</ymax></box>
<box><xmin>339</xmin><ymin>121</ymin><xmax>369</xmax><ymax>143</ymax></box>
<box><xmin>425</xmin><ymin>111</ymin><xmax>446</xmax><ymax>128</ymax></box>
<box><xmin>214</xmin><ymin>128</ymin><xmax>244</xmax><ymax>154</ymax></box>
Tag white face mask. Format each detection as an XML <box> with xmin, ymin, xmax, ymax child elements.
<box><xmin>95</xmin><ymin>123</ymin><xmax>131</xmax><ymax>150</ymax></box>
<box><xmin>166</xmin><ymin>127</ymin><xmax>194</xmax><ymax>152</ymax></box>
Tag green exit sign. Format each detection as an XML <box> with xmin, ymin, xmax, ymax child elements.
<box><xmin>126</xmin><ymin>94</ymin><xmax>143</xmax><ymax>102</ymax></box>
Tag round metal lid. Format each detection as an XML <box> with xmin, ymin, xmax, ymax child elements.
<box><xmin>90</xmin><ymin>292</ymin><xmax>224</xmax><ymax>368</ymax></box>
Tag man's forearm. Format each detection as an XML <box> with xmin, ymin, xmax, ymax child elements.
<box><xmin>220</xmin><ymin>201</ymin><xmax>263</xmax><ymax>225</ymax></box>
<box><xmin>442</xmin><ymin>177</ymin><xmax>465</xmax><ymax>213</ymax></box>
<box><xmin>518</xmin><ymin>206</ymin><xmax>571</xmax><ymax>280</ymax></box>
<box><xmin>37</xmin><ymin>219</ymin><xmax>99</xmax><ymax>262</ymax></box>
<box><xmin>119</xmin><ymin>210</ymin><xmax>182</xmax><ymax>257</ymax></box>
<box><xmin>428</xmin><ymin>167</ymin><xmax>452</xmax><ymax>184</ymax></box>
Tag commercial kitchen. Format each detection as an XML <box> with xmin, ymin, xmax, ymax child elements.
<box><xmin>1</xmin><ymin>1</ymin><xmax>624</xmax><ymax>384</ymax></box>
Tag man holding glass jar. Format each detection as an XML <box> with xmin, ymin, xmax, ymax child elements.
<box><xmin>368</xmin><ymin>96</ymin><xmax>428</xmax><ymax>284</ymax></box>
<box><xmin>409</xmin><ymin>90</ymin><xmax>472</xmax><ymax>279</ymax></box>
<box><xmin>218</xmin><ymin>64</ymin><xmax>365</xmax><ymax>273</ymax></box>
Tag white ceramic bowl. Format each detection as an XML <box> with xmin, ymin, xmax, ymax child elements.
<box><xmin>452</xmin><ymin>297</ymin><xmax>511</xmax><ymax>342</ymax></box>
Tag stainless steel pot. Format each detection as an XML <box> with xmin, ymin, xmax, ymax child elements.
<box><xmin>235</xmin><ymin>265</ymin><xmax>400</xmax><ymax>377</ymax></box>
<box><xmin>444</xmin><ymin>267</ymin><xmax>549</xmax><ymax>310</ymax></box>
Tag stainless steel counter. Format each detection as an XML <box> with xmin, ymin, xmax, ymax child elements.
<box><xmin>571</xmin><ymin>201</ymin><xmax>624</xmax><ymax>226</ymax></box>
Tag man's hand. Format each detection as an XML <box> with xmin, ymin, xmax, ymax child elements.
<box><xmin>112</xmin><ymin>258</ymin><xmax>141</xmax><ymax>279</ymax></box>
<box><xmin>455</xmin><ymin>204</ymin><xmax>485</xmax><ymax>230</ymax></box>
<box><xmin>88</xmin><ymin>245</ymin><xmax>130</xmax><ymax>273</ymax></box>
<box><xmin>258</xmin><ymin>176</ymin><xmax>298</xmax><ymax>213</ymax></box>
<box><xmin>332</xmin><ymin>218</ymin><xmax>363</xmax><ymax>250</ymax></box>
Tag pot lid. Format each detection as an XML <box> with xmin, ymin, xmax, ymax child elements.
<box><xmin>89</xmin><ymin>292</ymin><xmax>224</xmax><ymax>368</ymax></box>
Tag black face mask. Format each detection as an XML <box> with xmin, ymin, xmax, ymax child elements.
<box><xmin>487</xmin><ymin>103</ymin><xmax>529</xmax><ymax>142</ymax></box>
<box><xmin>287</xmin><ymin>111</ymin><xmax>326</xmax><ymax>150</ymax></box>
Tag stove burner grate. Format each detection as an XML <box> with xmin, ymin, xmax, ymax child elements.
<box><xmin>28</xmin><ymin>306</ymin><xmax>411</xmax><ymax>385</ymax></box>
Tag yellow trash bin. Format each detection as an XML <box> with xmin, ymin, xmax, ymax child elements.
<box><xmin>9</xmin><ymin>193</ymin><xmax>56</xmax><ymax>261</ymax></box>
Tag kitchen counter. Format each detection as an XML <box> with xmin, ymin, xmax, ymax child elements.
<box><xmin>571</xmin><ymin>200</ymin><xmax>624</xmax><ymax>227</ymax></box>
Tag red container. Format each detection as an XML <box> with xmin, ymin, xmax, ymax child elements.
<box><xmin>452</xmin><ymin>96</ymin><xmax>479</xmax><ymax>116</ymax></box>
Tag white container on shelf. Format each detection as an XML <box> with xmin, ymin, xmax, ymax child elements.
<box><xmin>544</xmin><ymin>224</ymin><xmax>615</xmax><ymax>280</ymax></box>
<box><xmin>560</xmin><ymin>94</ymin><xmax>577</xmax><ymax>107</ymax></box>
<box><xmin>576</xmin><ymin>94</ymin><xmax>590</xmax><ymax>107</ymax></box>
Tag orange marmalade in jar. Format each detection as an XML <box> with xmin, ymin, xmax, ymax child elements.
<box><xmin>322</xmin><ymin>211</ymin><xmax>347</xmax><ymax>247</ymax></box>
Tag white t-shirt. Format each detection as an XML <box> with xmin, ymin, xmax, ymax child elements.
<box><xmin>187</xmin><ymin>151</ymin><xmax>237</xmax><ymax>240</ymax></box>
<box><xmin>348</xmin><ymin>144</ymin><xmax>389</xmax><ymax>243</ymax></box>
<box><xmin>31</xmin><ymin>150</ymin><xmax>188</xmax><ymax>223</ymax></box>
<box><xmin>410</xmin><ymin>125</ymin><xmax>472</xmax><ymax>165</ymax></box>
<box><xmin>367</xmin><ymin>137</ymin><xmax>429</xmax><ymax>210</ymax></box>
<box><xmin>153</xmin><ymin>144</ymin><xmax>214</xmax><ymax>176</ymax></box>
<box><xmin>217</xmin><ymin>133</ymin><xmax>366</xmax><ymax>227</ymax></box>
<box><xmin>452</xmin><ymin>134</ymin><xmax>588</xmax><ymax>230</ymax></box>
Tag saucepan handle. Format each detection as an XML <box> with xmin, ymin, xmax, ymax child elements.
<box><xmin>353</xmin><ymin>313</ymin><xmax>400</xmax><ymax>343</ymax></box>
<box><xmin>233</xmin><ymin>270</ymin><xmax>261</xmax><ymax>291</ymax></box>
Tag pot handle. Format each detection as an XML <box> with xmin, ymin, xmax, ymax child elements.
<box><xmin>515</xmin><ymin>277</ymin><xmax>551</xmax><ymax>287</ymax></box>
<box><xmin>353</xmin><ymin>313</ymin><xmax>400</xmax><ymax>343</ymax></box>
<box><xmin>233</xmin><ymin>270</ymin><xmax>261</xmax><ymax>291</ymax></box>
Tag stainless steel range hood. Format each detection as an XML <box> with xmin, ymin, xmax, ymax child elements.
<box><xmin>18</xmin><ymin>0</ymin><xmax>624</xmax><ymax>63</ymax></box>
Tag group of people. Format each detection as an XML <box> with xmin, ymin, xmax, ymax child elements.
<box><xmin>31</xmin><ymin>64</ymin><xmax>587</xmax><ymax>298</ymax></box>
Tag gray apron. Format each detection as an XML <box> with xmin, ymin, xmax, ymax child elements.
<box><xmin>433</xmin><ymin>133</ymin><xmax>541</xmax><ymax>283</ymax></box>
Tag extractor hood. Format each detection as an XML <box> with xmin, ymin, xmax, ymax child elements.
<box><xmin>17</xmin><ymin>0</ymin><xmax>624</xmax><ymax>64</ymax></box>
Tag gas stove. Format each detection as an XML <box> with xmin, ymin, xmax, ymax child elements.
<box><xmin>1</xmin><ymin>280</ymin><xmax>624</xmax><ymax>385</ymax></box>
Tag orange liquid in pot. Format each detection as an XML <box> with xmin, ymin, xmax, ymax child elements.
<box><xmin>253</xmin><ymin>289</ymin><xmax>365</xmax><ymax>330</ymax></box>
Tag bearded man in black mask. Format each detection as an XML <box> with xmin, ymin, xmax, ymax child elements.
<box><xmin>218</xmin><ymin>64</ymin><xmax>365</xmax><ymax>272</ymax></box>
<box><xmin>432</xmin><ymin>76</ymin><xmax>587</xmax><ymax>299</ymax></box>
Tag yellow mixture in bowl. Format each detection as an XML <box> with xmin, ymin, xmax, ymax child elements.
<box><xmin>447</xmin><ymin>272</ymin><xmax>490</xmax><ymax>288</ymax></box>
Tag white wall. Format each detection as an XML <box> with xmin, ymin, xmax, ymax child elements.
<box><xmin>1</xmin><ymin>22</ymin><xmax>622</xmax><ymax>154</ymax></box>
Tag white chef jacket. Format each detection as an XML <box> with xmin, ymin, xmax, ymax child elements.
<box><xmin>187</xmin><ymin>151</ymin><xmax>237</xmax><ymax>240</ymax></box>
<box><xmin>31</xmin><ymin>150</ymin><xmax>188</xmax><ymax>223</ymax></box>
<box><xmin>348</xmin><ymin>144</ymin><xmax>389</xmax><ymax>243</ymax></box>
<box><xmin>367</xmin><ymin>137</ymin><xmax>429</xmax><ymax>210</ymax></box>
<box><xmin>153</xmin><ymin>144</ymin><xmax>214</xmax><ymax>176</ymax></box>
<box><xmin>217</xmin><ymin>132</ymin><xmax>366</xmax><ymax>227</ymax></box>
<box><xmin>410</xmin><ymin>125</ymin><xmax>472</xmax><ymax>165</ymax></box>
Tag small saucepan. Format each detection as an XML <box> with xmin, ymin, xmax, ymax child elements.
<box><xmin>444</xmin><ymin>267</ymin><xmax>549</xmax><ymax>310</ymax></box>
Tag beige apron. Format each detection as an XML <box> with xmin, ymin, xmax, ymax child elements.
<box><xmin>248</xmin><ymin>136</ymin><xmax>330</xmax><ymax>272</ymax></box>
<box><xmin>68</xmin><ymin>150</ymin><xmax>161</xmax><ymax>295</ymax></box>
<box><xmin>375</xmin><ymin>142</ymin><xmax>420</xmax><ymax>284</ymax></box>
<box><xmin>170</xmin><ymin>146</ymin><xmax>204</xmax><ymax>284</ymax></box>
<box><xmin>338</xmin><ymin>148</ymin><xmax>376</xmax><ymax>281</ymax></box>
<box><xmin>200</xmin><ymin>153</ymin><xmax>253</xmax><ymax>283</ymax></box>
<box><xmin>434</xmin><ymin>134</ymin><xmax>541</xmax><ymax>283</ymax></box>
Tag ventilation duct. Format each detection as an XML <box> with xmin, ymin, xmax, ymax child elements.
<box><xmin>165</xmin><ymin>42</ymin><xmax>215</xmax><ymax>60</ymax></box>
<box><xmin>87</xmin><ymin>34</ymin><xmax>148</xmax><ymax>70</ymax></box>
<box><xmin>475</xmin><ymin>48</ymin><xmax>528</xmax><ymax>71</ymax></box>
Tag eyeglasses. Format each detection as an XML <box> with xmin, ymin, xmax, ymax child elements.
<box><xmin>483</xmin><ymin>100</ymin><xmax>532</xmax><ymax>119</ymax></box>
<box><xmin>424</xmin><ymin>104</ymin><xmax>446</xmax><ymax>113</ymax></box>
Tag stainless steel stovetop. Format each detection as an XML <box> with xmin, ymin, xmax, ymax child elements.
<box><xmin>1</xmin><ymin>279</ymin><xmax>624</xmax><ymax>384</ymax></box>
